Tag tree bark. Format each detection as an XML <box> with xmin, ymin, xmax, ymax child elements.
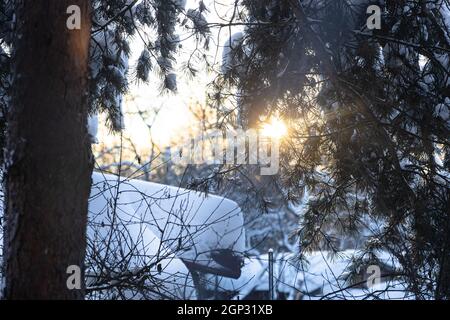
<box><xmin>3</xmin><ymin>0</ymin><xmax>92</xmax><ymax>299</ymax></box>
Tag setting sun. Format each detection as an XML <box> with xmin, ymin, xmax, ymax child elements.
<box><xmin>261</xmin><ymin>117</ymin><xmax>288</xmax><ymax>139</ymax></box>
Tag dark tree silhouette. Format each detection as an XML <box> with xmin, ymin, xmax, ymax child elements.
<box><xmin>3</xmin><ymin>0</ymin><xmax>92</xmax><ymax>299</ymax></box>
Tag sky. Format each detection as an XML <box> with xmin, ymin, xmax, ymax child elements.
<box><xmin>96</xmin><ymin>0</ymin><xmax>240</xmax><ymax>152</ymax></box>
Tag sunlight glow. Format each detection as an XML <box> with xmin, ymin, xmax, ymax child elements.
<box><xmin>261</xmin><ymin>117</ymin><xmax>288</xmax><ymax>139</ymax></box>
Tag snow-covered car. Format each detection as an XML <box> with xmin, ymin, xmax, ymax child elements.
<box><xmin>85</xmin><ymin>172</ymin><xmax>246</xmax><ymax>299</ymax></box>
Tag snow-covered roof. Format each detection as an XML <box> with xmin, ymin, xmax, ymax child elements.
<box><xmin>211</xmin><ymin>250</ymin><xmax>411</xmax><ymax>300</ymax></box>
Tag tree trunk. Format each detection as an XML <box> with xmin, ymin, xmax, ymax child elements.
<box><xmin>3</xmin><ymin>0</ymin><xmax>92</xmax><ymax>299</ymax></box>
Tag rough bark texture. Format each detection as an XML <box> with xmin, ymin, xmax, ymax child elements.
<box><xmin>3</xmin><ymin>0</ymin><xmax>92</xmax><ymax>299</ymax></box>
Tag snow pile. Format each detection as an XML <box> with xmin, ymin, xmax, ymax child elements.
<box><xmin>221</xmin><ymin>32</ymin><xmax>244</xmax><ymax>74</ymax></box>
<box><xmin>434</xmin><ymin>98</ymin><xmax>450</xmax><ymax>122</ymax></box>
<box><xmin>89</xmin><ymin>28</ymin><xmax>128</xmax><ymax>130</ymax></box>
<box><xmin>205</xmin><ymin>256</ymin><xmax>266</xmax><ymax>299</ymax></box>
<box><xmin>213</xmin><ymin>250</ymin><xmax>412</xmax><ymax>300</ymax></box>
<box><xmin>87</xmin><ymin>115</ymin><xmax>99</xmax><ymax>144</ymax></box>
<box><xmin>186</xmin><ymin>8</ymin><xmax>209</xmax><ymax>35</ymax></box>
<box><xmin>87</xmin><ymin>172</ymin><xmax>246</xmax><ymax>298</ymax></box>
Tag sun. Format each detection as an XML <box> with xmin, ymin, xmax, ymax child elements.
<box><xmin>261</xmin><ymin>117</ymin><xmax>288</xmax><ymax>139</ymax></box>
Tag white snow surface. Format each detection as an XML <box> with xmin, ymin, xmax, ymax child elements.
<box><xmin>213</xmin><ymin>250</ymin><xmax>412</xmax><ymax>300</ymax></box>
<box><xmin>87</xmin><ymin>115</ymin><xmax>99</xmax><ymax>144</ymax></box>
<box><xmin>221</xmin><ymin>32</ymin><xmax>244</xmax><ymax>74</ymax></box>
<box><xmin>89</xmin><ymin>172</ymin><xmax>246</xmax><ymax>272</ymax></box>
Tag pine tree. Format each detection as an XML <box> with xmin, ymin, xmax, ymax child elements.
<box><xmin>2</xmin><ymin>0</ymin><xmax>92</xmax><ymax>299</ymax></box>
<box><xmin>0</xmin><ymin>0</ymin><xmax>208</xmax><ymax>299</ymax></box>
<box><xmin>216</xmin><ymin>0</ymin><xmax>450</xmax><ymax>299</ymax></box>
